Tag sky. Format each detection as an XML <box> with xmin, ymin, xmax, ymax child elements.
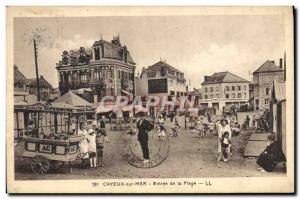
<box><xmin>14</xmin><ymin>15</ymin><xmax>285</xmax><ymax>89</ymax></box>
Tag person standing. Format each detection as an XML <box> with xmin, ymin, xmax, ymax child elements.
<box><xmin>77</xmin><ymin>122</ymin><xmax>89</xmax><ymax>168</ymax></box>
<box><xmin>158</xmin><ymin>114</ymin><xmax>165</xmax><ymax>125</ymax></box>
<box><xmin>87</xmin><ymin>122</ymin><xmax>97</xmax><ymax>168</ymax></box>
<box><xmin>216</xmin><ymin>118</ymin><xmax>232</xmax><ymax>161</ymax></box>
<box><xmin>96</xmin><ymin>122</ymin><xmax>108</xmax><ymax>167</ymax></box>
<box><xmin>136</xmin><ymin>116</ymin><xmax>154</xmax><ymax>163</ymax></box>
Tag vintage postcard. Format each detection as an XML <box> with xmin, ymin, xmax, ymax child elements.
<box><xmin>6</xmin><ymin>6</ymin><xmax>294</xmax><ymax>193</ymax></box>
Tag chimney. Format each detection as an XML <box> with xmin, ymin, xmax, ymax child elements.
<box><xmin>270</xmin><ymin>60</ymin><xmax>275</xmax><ymax>64</ymax></box>
<box><xmin>279</xmin><ymin>58</ymin><xmax>283</xmax><ymax>69</ymax></box>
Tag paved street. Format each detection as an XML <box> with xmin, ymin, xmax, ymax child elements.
<box><xmin>15</xmin><ymin>117</ymin><xmax>285</xmax><ymax>180</ymax></box>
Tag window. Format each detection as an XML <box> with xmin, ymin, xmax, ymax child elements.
<box><xmin>80</xmin><ymin>74</ymin><xmax>87</xmax><ymax>83</ymax></box>
<box><xmin>216</xmin><ymin>94</ymin><xmax>219</xmax><ymax>98</ymax></box>
<box><xmin>210</xmin><ymin>87</ymin><xmax>214</xmax><ymax>92</ymax></box>
<box><xmin>264</xmin><ymin>98</ymin><xmax>269</xmax><ymax>105</ymax></box>
<box><xmin>244</xmin><ymin>93</ymin><xmax>247</xmax><ymax>98</ymax></box>
<box><xmin>237</xmin><ymin>86</ymin><xmax>241</xmax><ymax>91</ymax></box>
<box><xmin>232</xmin><ymin>86</ymin><xmax>235</xmax><ymax>91</ymax></box>
<box><xmin>232</xmin><ymin>93</ymin><xmax>235</xmax><ymax>98</ymax></box>
<box><xmin>205</xmin><ymin>87</ymin><xmax>208</xmax><ymax>92</ymax></box>
<box><xmin>226</xmin><ymin>94</ymin><xmax>229</xmax><ymax>99</ymax></box>
<box><xmin>94</xmin><ymin>47</ymin><xmax>100</xmax><ymax>60</ymax></box>
<box><xmin>266</xmin><ymin>88</ymin><xmax>270</xmax><ymax>95</ymax></box>
<box><xmin>210</xmin><ymin>94</ymin><xmax>213</xmax><ymax>99</ymax></box>
<box><xmin>215</xmin><ymin>87</ymin><xmax>219</xmax><ymax>91</ymax></box>
<box><xmin>170</xmin><ymin>91</ymin><xmax>175</xmax><ymax>96</ymax></box>
<box><xmin>225</xmin><ymin>86</ymin><xmax>229</xmax><ymax>91</ymax></box>
<box><xmin>238</xmin><ymin>93</ymin><xmax>242</xmax><ymax>98</ymax></box>
<box><xmin>205</xmin><ymin>95</ymin><xmax>208</xmax><ymax>99</ymax></box>
<box><xmin>94</xmin><ymin>71</ymin><xmax>99</xmax><ymax>79</ymax></box>
<box><xmin>244</xmin><ymin>85</ymin><xmax>247</xmax><ymax>90</ymax></box>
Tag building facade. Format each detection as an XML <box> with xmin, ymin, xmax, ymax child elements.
<box><xmin>56</xmin><ymin>36</ymin><xmax>136</xmax><ymax>103</ymax></box>
<box><xmin>14</xmin><ymin>65</ymin><xmax>53</xmax><ymax>102</ymax></box>
<box><xmin>253</xmin><ymin>60</ymin><xmax>285</xmax><ymax>111</ymax></box>
<box><xmin>135</xmin><ymin>60</ymin><xmax>187</xmax><ymax>114</ymax></box>
<box><xmin>136</xmin><ymin>60</ymin><xmax>187</xmax><ymax>97</ymax></box>
<box><xmin>199</xmin><ymin>71</ymin><xmax>250</xmax><ymax>114</ymax></box>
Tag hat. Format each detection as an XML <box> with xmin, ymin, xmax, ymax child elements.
<box><xmin>88</xmin><ymin>129</ymin><xmax>95</xmax><ymax>134</ymax></box>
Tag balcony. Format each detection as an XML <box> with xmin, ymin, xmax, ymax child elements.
<box><xmin>89</xmin><ymin>78</ymin><xmax>104</xmax><ymax>86</ymax></box>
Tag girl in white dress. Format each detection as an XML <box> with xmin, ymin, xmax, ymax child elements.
<box><xmin>87</xmin><ymin>122</ymin><xmax>97</xmax><ymax>168</ymax></box>
<box><xmin>77</xmin><ymin>122</ymin><xmax>89</xmax><ymax>167</ymax></box>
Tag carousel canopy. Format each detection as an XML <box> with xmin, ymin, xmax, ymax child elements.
<box><xmin>53</xmin><ymin>91</ymin><xmax>92</xmax><ymax>107</ymax></box>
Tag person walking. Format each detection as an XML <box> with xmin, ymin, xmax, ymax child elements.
<box><xmin>136</xmin><ymin>116</ymin><xmax>154</xmax><ymax>163</ymax></box>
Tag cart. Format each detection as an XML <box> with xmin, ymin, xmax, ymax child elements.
<box><xmin>22</xmin><ymin>135</ymin><xmax>83</xmax><ymax>174</ymax></box>
<box><xmin>14</xmin><ymin>102</ymin><xmax>94</xmax><ymax>174</ymax></box>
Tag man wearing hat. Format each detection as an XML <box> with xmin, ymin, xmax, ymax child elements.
<box><xmin>136</xmin><ymin>116</ymin><xmax>154</xmax><ymax>163</ymax></box>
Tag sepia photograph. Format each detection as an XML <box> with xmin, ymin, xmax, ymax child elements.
<box><xmin>6</xmin><ymin>6</ymin><xmax>294</xmax><ymax>193</ymax></box>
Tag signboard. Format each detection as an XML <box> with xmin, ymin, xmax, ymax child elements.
<box><xmin>69</xmin><ymin>145</ymin><xmax>78</xmax><ymax>154</ymax></box>
<box><xmin>148</xmin><ymin>78</ymin><xmax>168</xmax><ymax>94</ymax></box>
<box><xmin>39</xmin><ymin>144</ymin><xmax>53</xmax><ymax>154</ymax></box>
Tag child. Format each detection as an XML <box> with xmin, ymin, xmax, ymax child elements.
<box><xmin>157</xmin><ymin>125</ymin><xmax>167</xmax><ymax>141</ymax></box>
<box><xmin>221</xmin><ymin>131</ymin><xmax>231</xmax><ymax>162</ymax></box>
<box><xmin>171</xmin><ymin>118</ymin><xmax>180</xmax><ymax>137</ymax></box>
<box><xmin>77</xmin><ymin>122</ymin><xmax>89</xmax><ymax>168</ymax></box>
<box><xmin>96</xmin><ymin>124</ymin><xmax>108</xmax><ymax>167</ymax></box>
<box><xmin>87</xmin><ymin>122</ymin><xmax>97</xmax><ymax>168</ymax></box>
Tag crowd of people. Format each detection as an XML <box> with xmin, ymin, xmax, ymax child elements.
<box><xmin>22</xmin><ymin>108</ymin><xmax>284</xmax><ymax>173</ymax></box>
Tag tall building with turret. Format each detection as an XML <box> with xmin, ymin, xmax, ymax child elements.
<box><xmin>56</xmin><ymin>36</ymin><xmax>136</xmax><ymax>103</ymax></box>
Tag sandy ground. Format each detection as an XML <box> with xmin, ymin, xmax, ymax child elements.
<box><xmin>14</xmin><ymin>117</ymin><xmax>285</xmax><ymax>180</ymax></box>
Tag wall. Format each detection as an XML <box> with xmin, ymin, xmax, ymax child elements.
<box><xmin>281</xmin><ymin>101</ymin><xmax>286</xmax><ymax>156</ymax></box>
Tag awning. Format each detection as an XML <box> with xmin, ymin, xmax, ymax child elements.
<box><xmin>51</xmin><ymin>102</ymin><xmax>78</xmax><ymax>109</ymax></box>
